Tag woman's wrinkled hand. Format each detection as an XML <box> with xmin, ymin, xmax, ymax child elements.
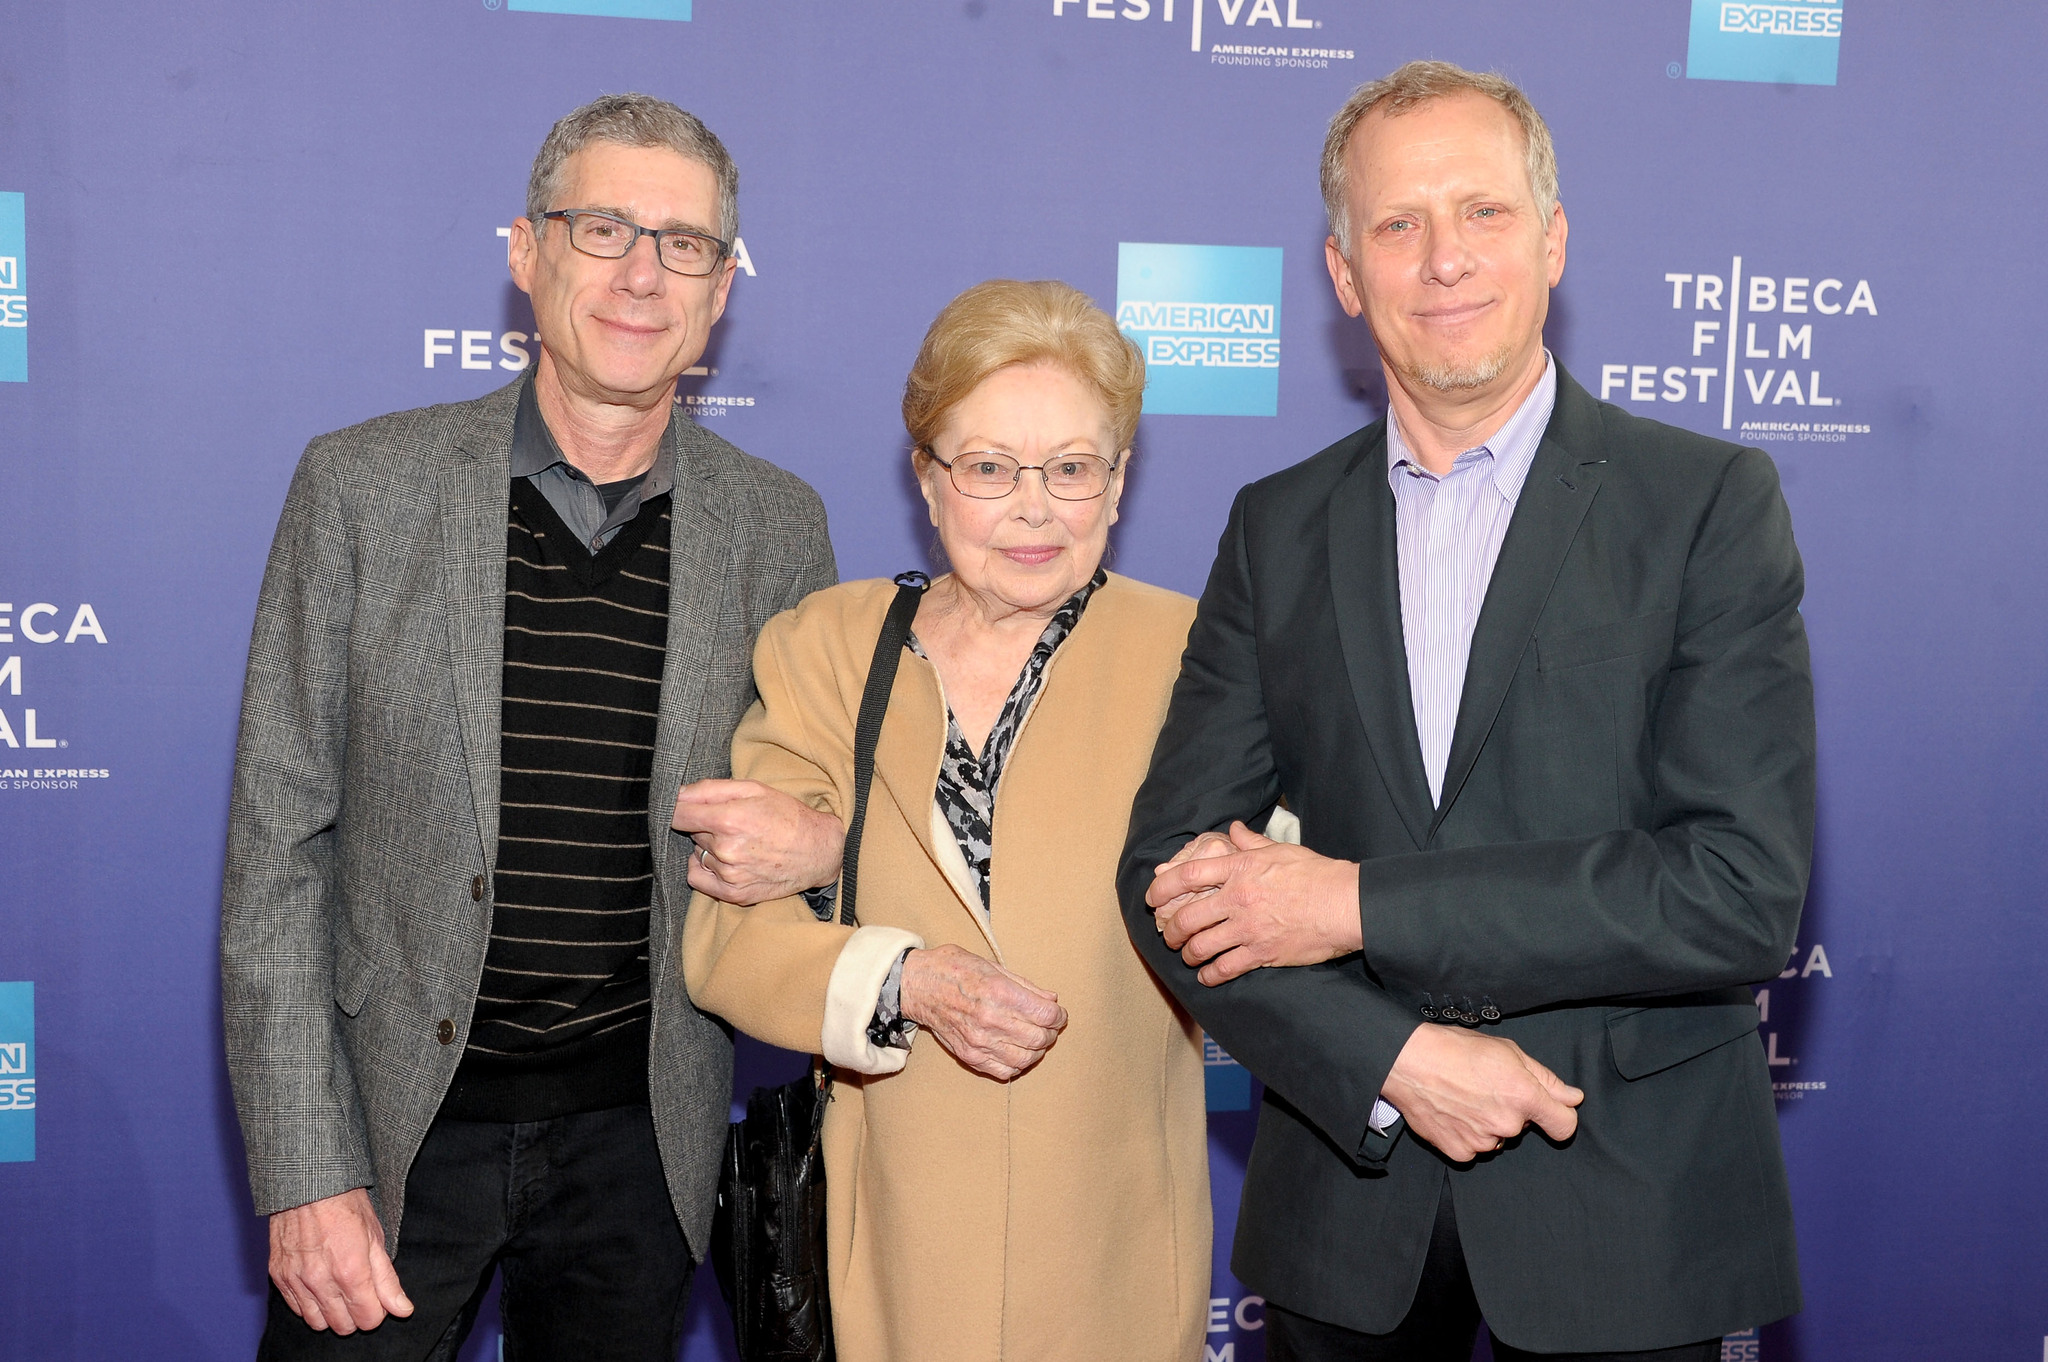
<box><xmin>898</xmin><ymin>944</ymin><xmax>1067</xmax><ymax>1082</ymax></box>
<box><xmin>1148</xmin><ymin>828</ymin><xmax>1237</xmax><ymax>931</ymax></box>
<box><xmin>672</xmin><ymin>779</ymin><xmax>845</xmax><ymax>906</ymax></box>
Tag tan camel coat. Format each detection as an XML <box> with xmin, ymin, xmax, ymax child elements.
<box><xmin>683</xmin><ymin>573</ymin><xmax>1210</xmax><ymax>1362</ymax></box>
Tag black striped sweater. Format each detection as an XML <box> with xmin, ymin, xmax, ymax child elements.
<box><xmin>441</xmin><ymin>478</ymin><xmax>671</xmax><ymax>1122</ymax></box>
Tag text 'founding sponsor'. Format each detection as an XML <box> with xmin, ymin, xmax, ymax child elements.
<box><xmin>1600</xmin><ymin>260</ymin><xmax>1876</xmax><ymax>437</ymax></box>
<box><xmin>0</xmin><ymin>192</ymin><xmax>25</xmax><ymax>382</ymax></box>
<box><xmin>1118</xmin><ymin>243</ymin><xmax>1283</xmax><ymax>416</ymax></box>
<box><xmin>0</xmin><ymin>602</ymin><xmax>109</xmax><ymax>783</ymax></box>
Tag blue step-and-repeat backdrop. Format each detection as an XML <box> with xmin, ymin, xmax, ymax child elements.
<box><xmin>3</xmin><ymin>2</ymin><xmax>2045</xmax><ymax>1358</ymax></box>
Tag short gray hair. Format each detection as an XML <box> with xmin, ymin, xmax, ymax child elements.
<box><xmin>1321</xmin><ymin>60</ymin><xmax>1558</xmax><ymax>257</ymax></box>
<box><xmin>526</xmin><ymin>93</ymin><xmax>739</xmax><ymax>248</ymax></box>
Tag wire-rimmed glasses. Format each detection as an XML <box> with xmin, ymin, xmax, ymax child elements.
<box><xmin>926</xmin><ymin>450</ymin><xmax>1123</xmax><ymax>500</ymax></box>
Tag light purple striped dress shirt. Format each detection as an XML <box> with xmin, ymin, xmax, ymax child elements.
<box><xmin>1388</xmin><ymin>356</ymin><xmax>1558</xmax><ymax>807</ymax></box>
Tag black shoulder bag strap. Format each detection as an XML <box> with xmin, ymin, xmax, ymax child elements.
<box><xmin>712</xmin><ymin>572</ymin><xmax>932</xmax><ymax>1362</ymax></box>
<box><xmin>835</xmin><ymin>571</ymin><xmax>929</xmax><ymax>928</ymax></box>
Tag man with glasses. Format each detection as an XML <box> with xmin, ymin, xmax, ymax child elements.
<box><xmin>222</xmin><ymin>94</ymin><xmax>842</xmax><ymax>1358</ymax></box>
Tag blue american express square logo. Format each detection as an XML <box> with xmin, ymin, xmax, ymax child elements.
<box><xmin>1688</xmin><ymin>0</ymin><xmax>1842</xmax><ymax>86</ymax></box>
<box><xmin>0</xmin><ymin>982</ymin><xmax>34</xmax><ymax>1162</ymax></box>
<box><xmin>0</xmin><ymin>192</ymin><xmax>25</xmax><ymax>383</ymax></box>
<box><xmin>1203</xmin><ymin>1033</ymin><xmax>1251</xmax><ymax>1112</ymax></box>
<box><xmin>1117</xmin><ymin>243</ymin><xmax>1283</xmax><ymax>417</ymax></box>
<box><xmin>508</xmin><ymin>0</ymin><xmax>691</xmax><ymax>19</ymax></box>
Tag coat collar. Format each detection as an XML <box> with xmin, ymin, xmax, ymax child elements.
<box><xmin>1428</xmin><ymin>364</ymin><xmax>1607</xmax><ymax>837</ymax></box>
<box><xmin>1327</xmin><ymin>424</ymin><xmax>1434</xmax><ymax>851</ymax></box>
<box><xmin>436</xmin><ymin>375</ymin><xmax>728</xmax><ymax>867</ymax></box>
<box><xmin>647</xmin><ymin>411</ymin><xmax>737</xmax><ymax>889</ymax></box>
<box><xmin>439</xmin><ymin>381</ymin><xmax>522</xmax><ymax>861</ymax></box>
<box><xmin>1326</xmin><ymin>364</ymin><xmax>1610</xmax><ymax>846</ymax></box>
<box><xmin>865</xmin><ymin>572</ymin><xmax>1131</xmax><ymax>959</ymax></box>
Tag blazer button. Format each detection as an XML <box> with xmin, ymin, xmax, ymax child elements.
<box><xmin>471</xmin><ymin>874</ymin><xmax>486</xmax><ymax>902</ymax></box>
<box><xmin>437</xmin><ymin>1019</ymin><xmax>455</xmax><ymax>1045</ymax></box>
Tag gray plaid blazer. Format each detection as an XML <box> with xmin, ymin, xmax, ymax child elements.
<box><xmin>221</xmin><ymin>377</ymin><xmax>836</xmax><ymax>1256</ymax></box>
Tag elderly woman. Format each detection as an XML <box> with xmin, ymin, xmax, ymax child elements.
<box><xmin>679</xmin><ymin>279</ymin><xmax>1209</xmax><ymax>1361</ymax></box>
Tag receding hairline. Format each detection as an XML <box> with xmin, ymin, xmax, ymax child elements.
<box><xmin>1321</xmin><ymin>60</ymin><xmax>1559</xmax><ymax>256</ymax></box>
<box><xmin>1342</xmin><ymin>88</ymin><xmax>1538</xmax><ymax>194</ymax></box>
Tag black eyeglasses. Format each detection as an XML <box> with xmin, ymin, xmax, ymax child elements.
<box><xmin>539</xmin><ymin>210</ymin><xmax>730</xmax><ymax>277</ymax></box>
<box><xmin>926</xmin><ymin>450</ymin><xmax>1123</xmax><ymax>501</ymax></box>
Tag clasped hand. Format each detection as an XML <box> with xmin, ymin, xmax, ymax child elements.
<box><xmin>1146</xmin><ymin>821</ymin><xmax>1364</xmax><ymax>985</ymax></box>
<box><xmin>900</xmin><ymin>944</ymin><xmax>1068</xmax><ymax>1083</ymax></box>
<box><xmin>672</xmin><ymin>778</ymin><xmax>844</xmax><ymax>905</ymax></box>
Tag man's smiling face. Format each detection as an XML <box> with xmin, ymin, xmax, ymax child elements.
<box><xmin>1326</xmin><ymin>91</ymin><xmax>1565</xmax><ymax>397</ymax></box>
<box><xmin>509</xmin><ymin>140</ymin><xmax>735</xmax><ymax>406</ymax></box>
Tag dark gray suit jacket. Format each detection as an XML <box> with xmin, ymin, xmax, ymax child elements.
<box><xmin>1119</xmin><ymin>366</ymin><xmax>1811</xmax><ymax>1352</ymax></box>
<box><xmin>221</xmin><ymin>377</ymin><xmax>836</xmax><ymax>1257</ymax></box>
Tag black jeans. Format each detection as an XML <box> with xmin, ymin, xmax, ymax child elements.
<box><xmin>258</xmin><ymin>1104</ymin><xmax>693</xmax><ymax>1362</ymax></box>
<box><xmin>1265</xmin><ymin>1183</ymin><xmax>1721</xmax><ymax>1362</ymax></box>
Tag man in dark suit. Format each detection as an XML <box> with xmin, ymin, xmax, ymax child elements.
<box><xmin>222</xmin><ymin>95</ymin><xmax>840</xmax><ymax>1358</ymax></box>
<box><xmin>1120</xmin><ymin>61</ymin><xmax>1811</xmax><ymax>1361</ymax></box>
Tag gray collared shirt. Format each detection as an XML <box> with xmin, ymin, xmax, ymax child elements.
<box><xmin>511</xmin><ymin>377</ymin><xmax>676</xmax><ymax>551</ymax></box>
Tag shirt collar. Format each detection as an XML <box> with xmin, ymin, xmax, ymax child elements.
<box><xmin>510</xmin><ymin>374</ymin><xmax>677</xmax><ymax>498</ymax></box>
<box><xmin>1385</xmin><ymin>352</ymin><xmax>1557</xmax><ymax>507</ymax></box>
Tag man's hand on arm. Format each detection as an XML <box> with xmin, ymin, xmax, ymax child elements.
<box><xmin>672</xmin><ymin>778</ymin><xmax>845</xmax><ymax>906</ymax></box>
<box><xmin>269</xmin><ymin>1188</ymin><xmax>412</xmax><ymax>1334</ymax></box>
<box><xmin>1380</xmin><ymin>1023</ymin><xmax>1584</xmax><ymax>1162</ymax></box>
<box><xmin>1147</xmin><ymin>821</ymin><xmax>1365</xmax><ymax>985</ymax></box>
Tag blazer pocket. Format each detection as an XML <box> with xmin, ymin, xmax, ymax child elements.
<box><xmin>1537</xmin><ymin>609</ymin><xmax>1678</xmax><ymax>673</ymax></box>
<box><xmin>333</xmin><ymin>933</ymin><xmax>382</xmax><ymax>1019</ymax></box>
<box><xmin>1606</xmin><ymin>998</ymin><xmax>1761</xmax><ymax>1080</ymax></box>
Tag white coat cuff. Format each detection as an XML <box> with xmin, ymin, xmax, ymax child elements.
<box><xmin>823</xmin><ymin>925</ymin><xmax>925</xmax><ymax>1075</ymax></box>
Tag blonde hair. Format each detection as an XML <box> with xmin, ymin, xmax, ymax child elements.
<box><xmin>1321</xmin><ymin>59</ymin><xmax>1559</xmax><ymax>256</ymax></box>
<box><xmin>903</xmin><ymin>280</ymin><xmax>1146</xmax><ymax>456</ymax></box>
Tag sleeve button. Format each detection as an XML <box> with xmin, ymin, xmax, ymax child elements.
<box><xmin>471</xmin><ymin>874</ymin><xmax>487</xmax><ymax>902</ymax></box>
<box><xmin>437</xmin><ymin>1019</ymin><xmax>455</xmax><ymax>1045</ymax></box>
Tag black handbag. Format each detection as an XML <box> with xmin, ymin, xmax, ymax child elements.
<box><xmin>711</xmin><ymin>571</ymin><xmax>929</xmax><ymax>1362</ymax></box>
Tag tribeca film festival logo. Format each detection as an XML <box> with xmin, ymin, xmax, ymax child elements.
<box><xmin>1757</xmin><ymin>940</ymin><xmax>1831</xmax><ymax>1102</ymax></box>
<box><xmin>421</xmin><ymin>227</ymin><xmax>759</xmax><ymax>418</ymax></box>
<box><xmin>0</xmin><ymin>982</ymin><xmax>33</xmax><ymax>1163</ymax></box>
<box><xmin>1688</xmin><ymin>0</ymin><xmax>1842</xmax><ymax>86</ymax></box>
<box><xmin>1050</xmin><ymin>0</ymin><xmax>1355</xmax><ymax>72</ymax></box>
<box><xmin>1600</xmin><ymin>259</ymin><xmax>1877</xmax><ymax>445</ymax></box>
<box><xmin>0</xmin><ymin>191</ymin><xmax>26</xmax><ymax>383</ymax></box>
<box><xmin>0</xmin><ymin>600</ymin><xmax>110</xmax><ymax>790</ymax></box>
<box><xmin>1117</xmin><ymin>243</ymin><xmax>1283</xmax><ymax>418</ymax></box>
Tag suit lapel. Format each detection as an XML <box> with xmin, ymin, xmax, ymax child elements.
<box><xmin>1428</xmin><ymin>372</ymin><xmax>1606</xmax><ymax>839</ymax></box>
<box><xmin>648</xmin><ymin>415</ymin><xmax>737</xmax><ymax>892</ymax></box>
<box><xmin>1326</xmin><ymin>425</ymin><xmax>1434</xmax><ymax>851</ymax></box>
<box><xmin>438</xmin><ymin>386</ymin><xmax>521</xmax><ymax>864</ymax></box>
